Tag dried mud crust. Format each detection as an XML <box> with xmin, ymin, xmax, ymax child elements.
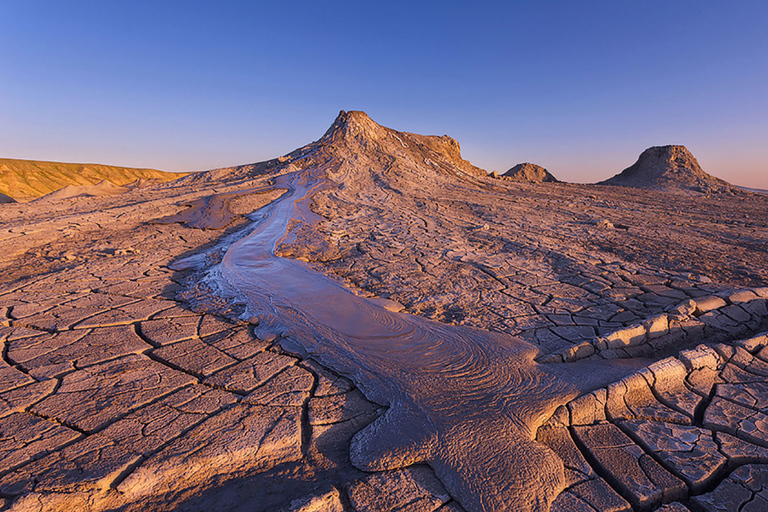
<box><xmin>261</xmin><ymin>112</ymin><xmax>768</xmax><ymax>511</ymax></box>
<box><xmin>1</xmin><ymin>111</ymin><xmax>767</xmax><ymax>511</ymax></box>
<box><xmin>0</xmin><ymin>275</ymin><xmax>435</xmax><ymax>511</ymax></box>
<box><xmin>538</xmin><ymin>333</ymin><xmax>768</xmax><ymax>511</ymax></box>
<box><xmin>307</xmin><ymin>168</ymin><xmax>768</xmax><ymax>360</ymax></box>
<box><xmin>0</xmin><ymin>179</ymin><xmax>460</xmax><ymax>511</ymax></box>
<box><xmin>540</xmin><ymin>288</ymin><xmax>768</xmax><ymax>363</ymax></box>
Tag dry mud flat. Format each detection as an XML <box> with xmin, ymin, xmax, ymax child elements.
<box><xmin>0</xmin><ymin>164</ymin><xmax>460</xmax><ymax>512</ymax></box>
<box><xmin>0</xmin><ymin>111</ymin><xmax>767</xmax><ymax>511</ymax></box>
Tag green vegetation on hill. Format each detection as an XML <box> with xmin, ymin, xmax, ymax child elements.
<box><xmin>0</xmin><ymin>157</ymin><xmax>188</xmax><ymax>200</ymax></box>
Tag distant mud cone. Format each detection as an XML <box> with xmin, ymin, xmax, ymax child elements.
<box><xmin>502</xmin><ymin>163</ymin><xmax>559</xmax><ymax>183</ymax></box>
<box><xmin>600</xmin><ymin>145</ymin><xmax>737</xmax><ymax>195</ymax></box>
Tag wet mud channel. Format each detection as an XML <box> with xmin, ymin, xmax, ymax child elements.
<box><xmin>192</xmin><ymin>169</ymin><xmax>650</xmax><ymax>511</ymax></box>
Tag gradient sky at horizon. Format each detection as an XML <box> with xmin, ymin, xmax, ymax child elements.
<box><xmin>2</xmin><ymin>1</ymin><xmax>767</xmax><ymax>187</ymax></box>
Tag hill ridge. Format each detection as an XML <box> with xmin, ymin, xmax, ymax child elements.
<box><xmin>0</xmin><ymin>157</ymin><xmax>187</xmax><ymax>200</ymax></box>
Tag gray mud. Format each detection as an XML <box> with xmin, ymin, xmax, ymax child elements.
<box><xmin>189</xmin><ymin>168</ymin><xmax>650</xmax><ymax>511</ymax></box>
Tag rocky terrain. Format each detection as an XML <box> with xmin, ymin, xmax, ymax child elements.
<box><xmin>0</xmin><ymin>157</ymin><xmax>186</xmax><ymax>201</ymax></box>
<box><xmin>502</xmin><ymin>163</ymin><xmax>559</xmax><ymax>182</ymax></box>
<box><xmin>0</xmin><ymin>111</ymin><xmax>766</xmax><ymax>511</ymax></box>
<box><xmin>599</xmin><ymin>146</ymin><xmax>737</xmax><ymax>195</ymax></box>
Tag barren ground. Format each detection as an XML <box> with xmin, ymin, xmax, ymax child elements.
<box><xmin>1</xmin><ymin>112</ymin><xmax>767</xmax><ymax>511</ymax></box>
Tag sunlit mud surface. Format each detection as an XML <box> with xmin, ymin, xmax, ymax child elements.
<box><xmin>196</xmin><ymin>168</ymin><xmax>650</xmax><ymax>511</ymax></box>
<box><xmin>4</xmin><ymin>111</ymin><xmax>767</xmax><ymax>511</ymax></box>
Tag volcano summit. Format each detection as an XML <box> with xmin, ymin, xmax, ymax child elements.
<box><xmin>0</xmin><ymin>112</ymin><xmax>767</xmax><ymax>512</ymax></box>
<box><xmin>599</xmin><ymin>145</ymin><xmax>738</xmax><ymax>195</ymax></box>
<box><xmin>502</xmin><ymin>162</ymin><xmax>559</xmax><ymax>183</ymax></box>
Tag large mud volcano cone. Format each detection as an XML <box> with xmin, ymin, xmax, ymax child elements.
<box><xmin>308</xmin><ymin>110</ymin><xmax>492</xmax><ymax>197</ymax></box>
<box><xmin>320</xmin><ymin>110</ymin><xmax>488</xmax><ymax>179</ymax></box>
<box><xmin>502</xmin><ymin>163</ymin><xmax>559</xmax><ymax>183</ymax></box>
<box><xmin>600</xmin><ymin>145</ymin><xmax>736</xmax><ymax>195</ymax></box>
<box><xmin>174</xmin><ymin>110</ymin><xmax>489</xmax><ymax>189</ymax></box>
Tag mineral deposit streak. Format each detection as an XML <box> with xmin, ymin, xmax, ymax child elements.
<box><xmin>209</xmin><ymin>169</ymin><xmax>647</xmax><ymax>511</ymax></box>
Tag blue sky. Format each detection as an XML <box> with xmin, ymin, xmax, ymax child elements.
<box><xmin>2</xmin><ymin>1</ymin><xmax>767</xmax><ymax>187</ymax></box>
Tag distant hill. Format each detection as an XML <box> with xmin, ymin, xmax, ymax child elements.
<box><xmin>0</xmin><ymin>157</ymin><xmax>187</xmax><ymax>201</ymax></box>
<box><xmin>34</xmin><ymin>180</ymin><xmax>130</xmax><ymax>202</ymax></box>
<box><xmin>599</xmin><ymin>145</ymin><xmax>736</xmax><ymax>195</ymax></box>
<box><xmin>502</xmin><ymin>163</ymin><xmax>558</xmax><ymax>183</ymax></box>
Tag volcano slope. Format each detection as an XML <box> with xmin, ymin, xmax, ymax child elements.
<box><xmin>0</xmin><ymin>112</ymin><xmax>767</xmax><ymax>512</ymax></box>
<box><xmin>599</xmin><ymin>145</ymin><xmax>737</xmax><ymax>195</ymax></box>
<box><xmin>502</xmin><ymin>162</ymin><xmax>559</xmax><ymax>182</ymax></box>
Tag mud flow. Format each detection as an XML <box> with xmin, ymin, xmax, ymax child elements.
<box><xmin>194</xmin><ymin>168</ymin><xmax>652</xmax><ymax>511</ymax></box>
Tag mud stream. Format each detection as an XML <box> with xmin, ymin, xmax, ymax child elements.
<box><xmin>200</xmin><ymin>169</ymin><xmax>649</xmax><ymax>511</ymax></box>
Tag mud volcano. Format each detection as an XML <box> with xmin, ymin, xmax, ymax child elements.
<box><xmin>1</xmin><ymin>111</ymin><xmax>767</xmax><ymax>511</ymax></box>
<box><xmin>600</xmin><ymin>145</ymin><xmax>737</xmax><ymax>195</ymax></box>
<box><xmin>503</xmin><ymin>162</ymin><xmax>559</xmax><ymax>183</ymax></box>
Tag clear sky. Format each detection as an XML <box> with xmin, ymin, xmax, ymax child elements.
<box><xmin>2</xmin><ymin>1</ymin><xmax>767</xmax><ymax>187</ymax></box>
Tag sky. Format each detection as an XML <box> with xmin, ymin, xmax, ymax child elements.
<box><xmin>1</xmin><ymin>1</ymin><xmax>767</xmax><ymax>187</ymax></box>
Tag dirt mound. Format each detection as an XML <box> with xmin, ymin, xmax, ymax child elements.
<box><xmin>502</xmin><ymin>163</ymin><xmax>558</xmax><ymax>182</ymax></box>
<box><xmin>0</xmin><ymin>192</ymin><xmax>16</xmax><ymax>204</ymax></box>
<box><xmin>125</xmin><ymin>178</ymin><xmax>164</xmax><ymax>189</ymax></box>
<box><xmin>600</xmin><ymin>145</ymin><xmax>736</xmax><ymax>195</ymax></box>
<box><xmin>35</xmin><ymin>179</ymin><xmax>128</xmax><ymax>202</ymax></box>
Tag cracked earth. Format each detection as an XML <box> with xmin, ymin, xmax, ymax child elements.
<box><xmin>1</xmin><ymin>111</ymin><xmax>768</xmax><ymax>511</ymax></box>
